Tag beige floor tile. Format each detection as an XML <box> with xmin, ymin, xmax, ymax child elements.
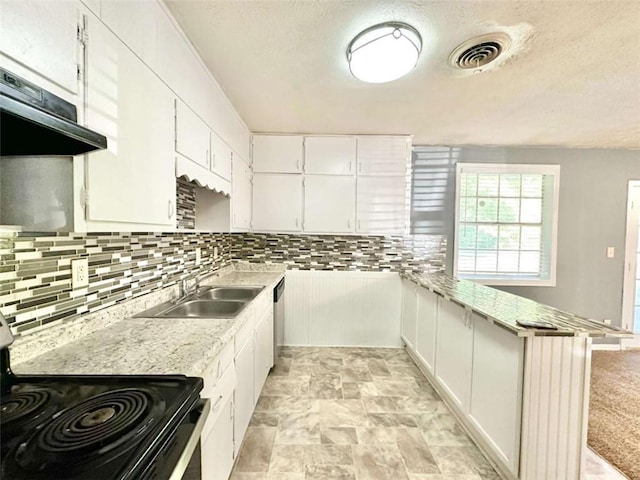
<box><xmin>407</xmin><ymin>475</ymin><xmax>482</xmax><ymax>480</ymax></box>
<box><xmin>271</xmin><ymin>357</ymin><xmax>292</xmax><ymax>376</ymax></box>
<box><xmin>363</xmin><ymin>396</ymin><xmax>404</xmax><ymax>413</ymax></box>
<box><xmin>309</xmin><ymin>373</ymin><xmax>343</xmax><ymax>399</ymax></box>
<box><xmin>304</xmin><ymin>465</ymin><xmax>356</xmax><ymax>480</ymax></box>
<box><xmin>319</xmin><ymin>399</ymin><xmax>368</xmax><ymax>427</ymax></box>
<box><xmin>320</xmin><ymin>427</ymin><xmax>359</xmax><ymax>444</ymax></box>
<box><xmin>235</xmin><ymin>427</ymin><xmax>278</xmax><ymax>472</ymax></box>
<box><xmin>356</xmin><ymin>427</ymin><xmax>400</xmax><ymax>444</ymax></box>
<box><xmin>230</xmin><ymin>472</ymin><xmax>266</xmax><ymax>480</ymax></box>
<box><xmin>367</xmin><ymin>359</ymin><xmax>391</xmax><ymax>376</ymax></box>
<box><xmin>250</xmin><ymin>412</ymin><xmax>280</xmax><ymax>427</ymax></box>
<box><xmin>289</xmin><ymin>363</ymin><xmax>340</xmax><ymax>376</ymax></box>
<box><xmin>269</xmin><ymin>444</ymin><xmax>305</xmax><ymax>472</ymax></box>
<box><xmin>359</xmin><ymin>377</ymin><xmax>421</xmax><ymax>397</ymax></box>
<box><xmin>261</xmin><ymin>376</ymin><xmax>310</xmax><ymax>396</ymax></box>
<box><xmin>341</xmin><ymin>382</ymin><xmax>361</xmax><ymax>399</ymax></box>
<box><xmin>429</xmin><ymin>446</ymin><xmax>495</xmax><ymax>477</ymax></box>
<box><xmin>256</xmin><ymin>396</ymin><xmax>319</xmax><ymax>413</ymax></box>
<box><xmin>368</xmin><ymin>412</ymin><xmax>418</xmax><ymax>427</ymax></box>
<box><xmin>274</xmin><ymin>427</ymin><xmax>321</xmax><ymax>445</ymax></box>
<box><xmin>304</xmin><ymin>444</ymin><xmax>353</xmax><ymax>465</ymax></box>
<box><xmin>267</xmin><ymin>473</ymin><xmax>304</xmax><ymax>480</ymax></box>
<box><xmin>417</xmin><ymin>413</ymin><xmax>474</xmax><ymax>447</ymax></box>
<box><xmin>352</xmin><ymin>443</ymin><xmax>410</xmax><ymax>480</ymax></box>
<box><xmin>340</xmin><ymin>365</ymin><xmax>373</xmax><ymax>382</ymax></box>
<box><xmin>396</xmin><ymin>428</ymin><xmax>440</xmax><ymax>474</ymax></box>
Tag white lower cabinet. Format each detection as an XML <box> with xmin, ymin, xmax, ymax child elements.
<box><xmin>434</xmin><ymin>298</ymin><xmax>473</xmax><ymax>411</ymax></box>
<box><xmin>233</xmin><ymin>332</ymin><xmax>254</xmax><ymax>457</ymax></box>
<box><xmin>254</xmin><ymin>308</ymin><xmax>274</xmax><ymax>405</ymax></box>
<box><xmin>400</xmin><ymin>279</ymin><xmax>418</xmax><ymax>349</ymax></box>
<box><xmin>415</xmin><ymin>288</ymin><xmax>438</xmax><ymax>373</ymax></box>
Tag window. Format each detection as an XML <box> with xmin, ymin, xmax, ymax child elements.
<box><xmin>454</xmin><ymin>163</ymin><xmax>560</xmax><ymax>286</ymax></box>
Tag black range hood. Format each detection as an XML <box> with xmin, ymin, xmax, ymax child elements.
<box><xmin>0</xmin><ymin>68</ymin><xmax>107</xmax><ymax>156</ymax></box>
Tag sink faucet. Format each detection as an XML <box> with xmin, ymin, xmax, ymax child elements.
<box><xmin>179</xmin><ymin>276</ymin><xmax>201</xmax><ymax>298</ymax></box>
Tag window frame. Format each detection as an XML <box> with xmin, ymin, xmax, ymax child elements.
<box><xmin>453</xmin><ymin>162</ymin><xmax>560</xmax><ymax>287</ymax></box>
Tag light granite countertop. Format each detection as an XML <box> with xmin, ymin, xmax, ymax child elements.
<box><xmin>404</xmin><ymin>272</ymin><xmax>630</xmax><ymax>338</ymax></box>
<box><xmin>13</xmin><ymin>266</ymin><xmax>285</xmax><ymax>377</ymax></box>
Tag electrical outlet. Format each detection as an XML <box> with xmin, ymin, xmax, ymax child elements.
<box><xmin>195</xmin><ymin>247</ymin><xmax>201</xmax><ymax>266</ymax></box>
<box><xmin>213</xmin><ymin>246</ymin><xmax>219</xmax><ymax>259</ymax></box>
<box><xmin>606</xmin><ymin>247</ymin><xmax>615</xmax><ymax>258</ymax></box>
<box><xmin>71</xmin><ymin>259</ymin><xmax>89</xmax><ymax>289</ymax></box>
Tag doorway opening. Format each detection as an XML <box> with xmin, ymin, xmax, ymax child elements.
<box><xmin>622</xmin><ymin>181</ymin><xmax>640</xmax><ymax>339</ymax></box>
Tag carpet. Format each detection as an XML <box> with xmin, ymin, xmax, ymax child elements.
<box><xmin>588</xmin><ymin>350</ymin><xmax>640</xmax><ymax>480</ymax></box>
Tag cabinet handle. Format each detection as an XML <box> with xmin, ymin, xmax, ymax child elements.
<box><xmin>358</xmin><ymin>162</ymin><xmax>362</xmax><ymax>173</ymax></box>
<box><xmin>349</xmin><ymin>160</ymin><xmax>353</xmax><ymax>172</ymax></box>
<box><xmin>212</xmin><ymin>152</ymin><xmax>216</xmax><ymax>169</ymax></box>
<box><xmin>296</xmin><ymin>159</ymin><xmax>300</xmax><ymax>170</ymax></box>
<box><xmin>212</xmin><ymin>394</ymin><xmax>224</xmax><ymax>412</ymax></box>
<box><xmin>206</xmin><ymin>150</ymin><xmax>209</xmax><ymax>166</ymax></box>
<box><xmin>357</xmin><ymin>220</ymin><xmax>361</xmax><ymax>230</ymax></box>
<box><xmin>295</xmin><ymin>218</ymin><xmax>299</xmax><ymax>227</ymax></box>
<box><xmin>168</xmin><ymin>200</ymin><xmax>174</xmax><ymax>219</ymax></box>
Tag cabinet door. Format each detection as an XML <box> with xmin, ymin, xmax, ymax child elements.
<box><xmin>435</xmin><ymin>299</ymin><xmax>473</xmax><ymax>411</ymax></box>
<box><xmin>252</xmin><ymin>174</ymin><xmax>303</xmax><ymax>232</ymax></box>
<box><xmin>232</xmin><ymin>158</ymin><xmax>252</xmax><ymax>230</ymax></box>
<box><xmin>0</xmin><ymin>0</ymin><xmax>78</xmax><ymax>93</ymax></box>
<box><xmin>211</xmin><ymin>132</ymin><xmax>232</xmax><ymax>181</ymax></box>
<box><xmin>254</xmin><ymin>311</ymin><xmax>274</xmax><ymax>405</ymax></box>
<box><xmin>357</xmin><ymin>136</ymin><xmax>410</xmax><ymax>176</ymax></box>
<box><xmin>401</xmin><ymin>279</ymin><xmax>418</xmax><ymax>350</ymax></box>
<box><xmin>85</xmin><ymin>17</ymin><xmax>175</xmax><ymax>227</ymax></box>
<box><xmin>252</xmin><ymin>135</ymin><xmax>303</xmax><ymax>173</ymax></box>
<box><xmin>416</xmin><ymin>288</ymin><xmax>438</xmax><ymax>373</ymax></box>
<box><xmin>176</xmin><ymin>99</ymin><xmax>211</xmax><ymax>169</ymax></box>
<box><xmin>469</xmin><ymin>315</ymin><xmax>523</xmax><ymax>472</ymax></box>
<box><xmin>201</xmin><ymin>398</ymin><xmax>234</xmax><ymax>480</ymax></box>
<box><xmin>304</xmin><ymin>136</ymin><xmax>356</xmax><ymax>175</ymax></box>
<box><xmin>234</xmin><ymin>337</ymin><xmax>254</xmax><ymax>456</ymax></box>
<box><xmin>303</xmin><ymin>176</ymin><xmax>355</xmax><ymax>233</ymax></box>
<box><xmin>356</xmin><ymin>176</ymin><xmax>407</xmax><ymax>234</ymax></box>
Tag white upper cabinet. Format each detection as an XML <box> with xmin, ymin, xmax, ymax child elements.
<box><xmin>175</xmin><ymin>99</ymin><xmax>211</xmax><ymax>169</ymax></box>
<box><xmin>211</xmin><ymin>132</ymin><xmax>232</xmax><ymax>181</ymax></box>
<box><xmin>357</xmin><ymin>136</ymin><xmax>410</xmax><ymax>176</ymax></box>
<box><xmin>303</xmin><ymin>176</ymin><xmax>355</xmax><ymax>233</ymax></box>
<box><xmin>252</xmin><ymin>135</ymin><xmax>303</xmax><ymax>173</ymax></box>
<box><xmin>232</xmin><ymin>157</ymin><xmax>252</xmax><ymax>231</ymax></box>
<box><xmin>0</xmin><ymin>0</ymin><xmax>78</xmax><ymax>93</ymax></box>
<box><xmin>356</xmin><ymin>176</ymin><xmax>407</xmax><ymax>234</ymax></box>
<box><xmin>100</xmin><ymin>0</ymin><xmax>154</xmax><ymax>58</ymax></box>
<box><xmin>304</xmin><ymin>136</ymin><xmax>356</xmax><ymax>175</ymax></box>
<box><xmin>252</xmin><ymin>174</ymin><xmax>303</xmax><ymax>232</ymax></box>
<box><xmin>85</xmin><ymin>15</ymin><xmax>175</xmax><ymax>228</ymax></box>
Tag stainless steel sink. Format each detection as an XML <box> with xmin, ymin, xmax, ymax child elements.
<box><xmin>155</xmin><ymin>300</ymin><xmax>246</xmax><ymax>318</ymax></box>
<box><xmin>196</xmin><ymin>286</ymin><xmax>264</xmax><ymax>301</ymax></box>
<box><xmin>133</xmin><ymin>285</ymin><xmax>265</xmax><ymax>319</ymax></box>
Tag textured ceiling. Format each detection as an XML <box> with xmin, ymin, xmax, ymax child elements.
<box><xmin>165</xmin><ymin>0</ymin><xmax>640</xmax><ymax>148</ymax></box>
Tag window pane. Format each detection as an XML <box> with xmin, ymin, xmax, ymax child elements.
<box><xmin>476</xmin><ymin>251</ymin><xmax>497</xmax><ymax>272</ymax></box>
<box><xmin>521</xmin><ymin>226</ymin><xmax>541</xmax><ymax>250</ymax></box>
<box><xmin>464</xmin><ymin>174</ymin><xmax>478</xmax><ymax>196</ymax></box>
<box><xmin>458</xmin><ymin>250</ymin><xmax>476</xmax><ymax>272</ymax></box>
<box><xmin>478</xmin><ymin>174</ymin><xmax>499</xmax><ymax>196</ymax></box>
<box><xmin>498</xmin><ymin>198</ymin><xmax>520</xmax><ymax>223</ymax></box>
<box><xmin>463</xmin><ymin>198</ymin><xmax>477</xmax><ymax>222</ymax></box>
<box><xmin>498</xmin><ymin>251</ymin><xmax>519</xmax><ymax>273</ymax></box>
<box><xmin>477</xmin><ymin>225</ymin><xmax>498</xmax><ymax>249</ymax></box>
<box><xmin>459</xmin><ymin>225</ymin><xmax>477</xmax><ymax>249</ymax></box>
<box><xmin>499</xmin><ymin>174</ymin><xmax>521</xmax><ymax>197</ymax></box>
<box><xmin>521</xmin><ymin>198</ymin><xmax>542</xmax><ymax>223</ymax></box>
<box><xmin>520</xmin><ymin>251</ymin><xmax>541</xmax><ymax>273</ymax></box>
<box><xmin>477</xmin><ymin>198</ymin><xmax>498</xmax><ymax>222</ymax></box>
<box><xmin>521</xmin><ymin>175</ymin><xmax>543</xmax><ymax>197</ymax></box>
<box><xmin>499</xmin><ymin>225</ymin><xmax>520</xmax><ymax>249</ymax></box>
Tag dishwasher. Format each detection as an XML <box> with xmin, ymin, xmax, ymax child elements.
<box><xmin>273</xmin><ymin>278</ymin><xmax>285</xmax><ymax>365</ymax></box>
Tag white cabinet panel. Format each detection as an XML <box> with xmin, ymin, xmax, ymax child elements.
<box><xmin>435</xmin><ymin>299</ymin><xmax>473</xmax><ymax>411</ymax></box>
<box><xmin>254</xmin><ymin>310</ymin><xmax>274</xmax><ymax>404</ymax></box>
<box><xmin>401</xmin><ymin>279</ymin><xmax>418</xmax><ymax>349</ymax></box>
<box><xmin>469</xmin><ymin>316</ymin><xmax>523</xmax><ymax>472</ymax></box>
<box><xmin>252</xmin><ymin>135</ymin><xmax>303</xmax><ymax>173</ymax></box>
<box><xmin>232</xmin><ymin>158</ymin><xmax>252</xmax><ymax>231</ymax></box>
<box><xmin>356</xmin><ymin>176</ymin><xmax>407</xmax><ymax>234</ymax></box>
<box><xmin>211</xmin><ymin>132</ymin><xmax>232</xmax><ymax>181</ymax></box>
<box><xmin>176</xmin><ymin>99</ymin><xmax>211</xmax><ymax>169</ymax></box>
<box><xmin>252</xmin><ymin>174</ymin><xmax>302</xmax><ymax>232</ymax></box>
<box><xmin>100</xmin><ymin>0</ymin><xmax>151</xmax><ymax>57</ymax></box>
<box><xmin>357</xmin><ymin>136</ymin><xmax>410</xmax><ymax>176</ymax></box>
<box><xmin>416</xmin><ymin>288</ymin><xmax>438</xmax><ymax>373</ymax></box>
<box><xmin>202</xmin><ymin>399</ymin><xmax>234</xmax><ymax>480</ymax></box>
<box><xmin>234</xmin><ymin>336</ymin><xmax>254</xmax><ymax>456</ymax></box>
<box><xmin>304</xmin><ymin>136</ymin><xmax>356</xmax><ymax>175</ymax></box>
<box><xmin>0</xmin><ymin>0</ymin><xmax>78</xmax><ymax>93</ymax></box>
<box><xmin>303</xmin><ymin>176</ymin><xmax>355</xmax><ymax>233</ymax></box>
<box><xmin>85</xmin><ymin>17</ymin><xmax>175</xmax><ymax>227</ymax></box>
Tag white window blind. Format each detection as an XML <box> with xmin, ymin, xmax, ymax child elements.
<box><xmin>454</xmin><ymin>163</ymin><xmax>560</xmax><ymax>286</ymax></box>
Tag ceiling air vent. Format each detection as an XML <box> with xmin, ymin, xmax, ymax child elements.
<box><xmin>449</xmin><ymin>33</ymin><xmax>512</xmax><ymax>73</ymax></box>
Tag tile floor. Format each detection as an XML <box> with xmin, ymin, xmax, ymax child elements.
<box><xmin>230</xmin><ymin>346</ymin><xmax>501</xmax><ymax>480</ymax></box>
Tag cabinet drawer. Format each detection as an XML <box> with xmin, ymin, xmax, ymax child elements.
<box><xmin>201</xmin><ymin>364</ymin><xmax>236</xmax><ymax>441</ymax></box>
<box><xmin>202</xmin><ymin>341</ymin><xmax>235</xmax><ymax>393</ymax></box>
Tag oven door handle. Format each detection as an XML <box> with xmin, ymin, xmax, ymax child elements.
<box><xmin>168</xmin><ymin>398</ymin><xmax>210</xmax><ymax>480</ymax></box>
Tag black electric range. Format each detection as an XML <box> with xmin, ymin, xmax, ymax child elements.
<box><xmin>0</xmin><ymin>313</ymin><xmax>208</xmax><ymax>480</ymax></box>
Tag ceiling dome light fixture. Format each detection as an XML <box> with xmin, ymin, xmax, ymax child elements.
<box><xmin>347</xmin><ymin>22</ymin><xmax>422</xmax><ymax>84</ymax></box>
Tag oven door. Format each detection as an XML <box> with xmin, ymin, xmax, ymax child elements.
<box><xmin>145</xmin><ymin>398</ymin><xmax>209</xmax><ymax>480</ymax></box>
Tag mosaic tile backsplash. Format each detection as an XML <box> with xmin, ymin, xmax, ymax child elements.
<box><xmin>176</xmin><ymin>178</ymin><xmax>196</xmax><ymax>230</ymax></box>
<box><xmin>1</xmin><ymin>231</ymin><xmax>446</xmax><ymax>337</ymax></box>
